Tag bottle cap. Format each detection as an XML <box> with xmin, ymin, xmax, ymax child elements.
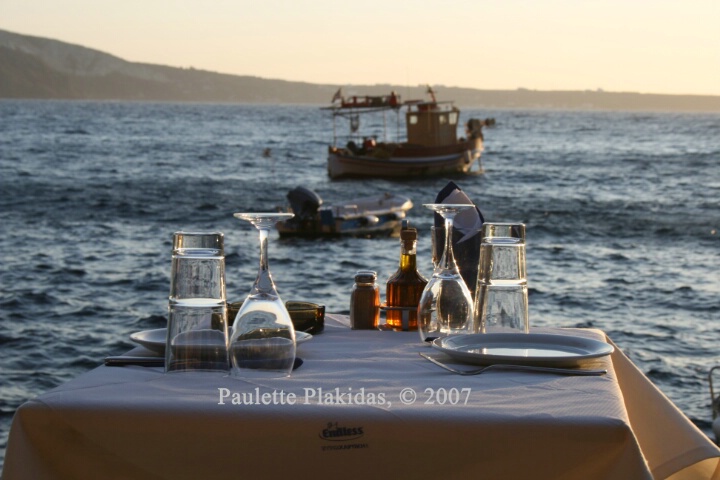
<box><xmin>400</xmin><ymin>219</ymin><xmax>417</xmax><ymax>241</ymax></box>
<box><xmin>400</xmin><ymin>220</ymin><xmax>417</xmax><ymax>251</ymax></box>
<box><xmin>400</xmin><ymin>228</ymin><xmax>417</xmax><ymax>241</ymax></box>
<box><xmin>355</xmin><ymin>270</ymin><xmax>377</xmax><ymax>283</ymax></box>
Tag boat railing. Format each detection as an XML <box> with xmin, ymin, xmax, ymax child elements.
<box><xmin>404</xmin><ymin>100</ymin><xmax>455</xmax><ymax>113</ymax></box>
<box><xmin>331</xmin><ymin>197</ymin><xmax>412</xmax><ymax>219</ymax></box>
<box><xmin>333</xmin><ymin>205</ymin><xmax>385</xmax><ymax>217</ymax></box>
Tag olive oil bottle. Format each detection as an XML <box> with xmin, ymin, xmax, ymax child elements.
<box><xmin>385</xmin><ymin>221</ymin><xmax>428</xmax><ymax>331</ymax></box>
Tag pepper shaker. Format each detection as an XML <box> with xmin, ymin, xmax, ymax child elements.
<box><xmin>350</xmin><ymin>270</ymin><xmax>380</xmax><ymax>329</ymax></box>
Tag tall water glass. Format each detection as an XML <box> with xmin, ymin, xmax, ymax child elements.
<box><xmin>474</xmin><ymin>223</ymin><xmax>529</xmax><ymax>334</ymax></box>
<box><xmin>166</xmin><ymin>232</ymin><xmax>229</xmax><ymax>372</ymax></box>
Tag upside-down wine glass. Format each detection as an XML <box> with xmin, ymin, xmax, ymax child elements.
<box><xmin>417</xmin><ymin>204</ymin><xmax>475</xmax><ymax>342</ymax></box>
<box><xmin>229</xmin><ymin>212</ymin><xmax>296</xmax><ymax>378</ymax></box>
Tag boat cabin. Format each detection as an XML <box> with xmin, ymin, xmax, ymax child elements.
<box><xmin>405</xmin><ymin>102</ymin><xmax>459</xmax><ymax>147</ymax></box>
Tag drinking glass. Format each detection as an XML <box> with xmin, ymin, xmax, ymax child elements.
<box><xmin>417</xmin><ymin>204</ymin><xmax>475</xmax><ymax>342</ymax></box>
<box><xmin>481</xmin><ymin>223</ymin><xmax>525</xmax><ymax>242</ymax></box>
<box><xmin>166</xmin><ymin>232</ymin><xmax>229</xmax><ymax>373</ymax></box>
<box><xmin>229</xmin><ymin>212</ymin><xmax>296</xmax><ymax>378</ymax></box>
<box><xmin>474</xmin><ymin>222</ymin><xmax>529</xmax><ymax>334</ymax></box>
<box><xmin>431</xmin><ymin>225</ymin><xmax>482</xmax><ymax>300</ymax></box>
<box><xmin>286</xmin><ymin>301</ymin><xmax>325</xmax><ymax>334</ymax></box>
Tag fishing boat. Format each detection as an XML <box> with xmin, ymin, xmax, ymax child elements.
<box><xmin>275</xmin><ymin>186</ymin><xmax>413</xmax><ymax>238</ymax></box>
<box><xmin>325</xmin><ymin>87</ymin><xmax>489</xmax><ymax>179</ymax></box>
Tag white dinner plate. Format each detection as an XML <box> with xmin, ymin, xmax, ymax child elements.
<box><xmin>130</xmin><ymin>328</ymin><xmax>313</xmax><ymax>354</ymax></box>
<box><xmin>432</xmin><ymin>333</ymin><xmax>614</xmax><ymax>367</ymax></box>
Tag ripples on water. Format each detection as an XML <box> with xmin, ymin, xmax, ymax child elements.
<box><xmin>0</xmin><ymin>101</ymin><xmax>719</xmax><ymax>468</ymax></box>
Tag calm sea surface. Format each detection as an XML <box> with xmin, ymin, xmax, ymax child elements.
<box><xmin>1</xmin><ymin>100</ymin><xmax>719</xmax><ymax>469</ymax></box>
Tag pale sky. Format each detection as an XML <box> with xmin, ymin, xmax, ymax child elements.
<box><xmin>2</xmin><ymin>0</ymin><xmax>719</xmax><ymax>96</ymax></box>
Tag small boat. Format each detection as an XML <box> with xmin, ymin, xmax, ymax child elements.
<box><xmin>275</xmin><ymin>186</ymin><xmax>413</xmax><ymax>238</ymax></box>
<box><xmin>325</xmin><ymin>87</ymin><xmax>489</xmax><ymax>179</ymax></box>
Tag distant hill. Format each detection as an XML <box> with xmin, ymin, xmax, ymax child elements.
<box><xmin>2</xmin><ymin>29</ymin><xmax>719</xmax><ymax>112</ymax></box>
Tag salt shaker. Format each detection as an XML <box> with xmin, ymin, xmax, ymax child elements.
<box><xmin>350</xmin><ymin>270</ymin><xmax>380</xmax><ymax>329</ymax></box>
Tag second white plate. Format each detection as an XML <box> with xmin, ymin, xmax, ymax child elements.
<box><xmin>432</xmin><ymin>333</ymin><xmax>614</xmax><ymax>367</ymax></box>
<box><xmin>131</xmin><ymin>328</ymin><xmax>313</xmax><ymax>354</ymax></box>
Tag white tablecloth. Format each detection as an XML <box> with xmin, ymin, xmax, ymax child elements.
<box><xmin>4</xmin><ymin>315</ymin><xmax>720</xmax><ymax>479</ymax></box>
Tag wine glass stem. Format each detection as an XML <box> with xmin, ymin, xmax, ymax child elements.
<box><xmin>442</xmin><ymin>214</ymin><xmax>456</xmax><ymax>271</ymax></box>
<box><xmin>254</xmin><ymin>226</ymin><xmax>274</xmax><ymax>295</ymax></box>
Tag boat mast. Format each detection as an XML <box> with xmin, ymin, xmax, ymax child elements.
<box><xmin>383</xmin><ymin>109</ymin><xmax>387</xmax><ymax>143</ymax></box>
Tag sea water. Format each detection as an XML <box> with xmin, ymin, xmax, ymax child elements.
<box><xmin>0</xmin><ymin>100</ymin><xmax>719</xmax><ymax>470</ymax></box>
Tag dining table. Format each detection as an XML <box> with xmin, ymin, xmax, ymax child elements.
<box><xmin>3</xmin><ymin>314</ymin><xmax>720</xmax><ymax>480</ymax></box>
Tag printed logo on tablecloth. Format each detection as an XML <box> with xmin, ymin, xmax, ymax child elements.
<box><xmin>319</xmin><ymin>421</ymin><xmax>364</xmax><ymax>442</ymax></box>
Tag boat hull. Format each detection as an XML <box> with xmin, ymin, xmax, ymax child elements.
<box><xmin>276</xmin><ymin>192</ymin><xmax>413</xmax><ymax>238</ymax></box>
<box><xmin>276</xmin><ymin>213</ymin><xmax>406</xmax><ymax>238</ymax></box>
<box><xmin>327</xmin><ymin>138</ymin><xmax>483</xmax><ymax>179</ymax></box>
